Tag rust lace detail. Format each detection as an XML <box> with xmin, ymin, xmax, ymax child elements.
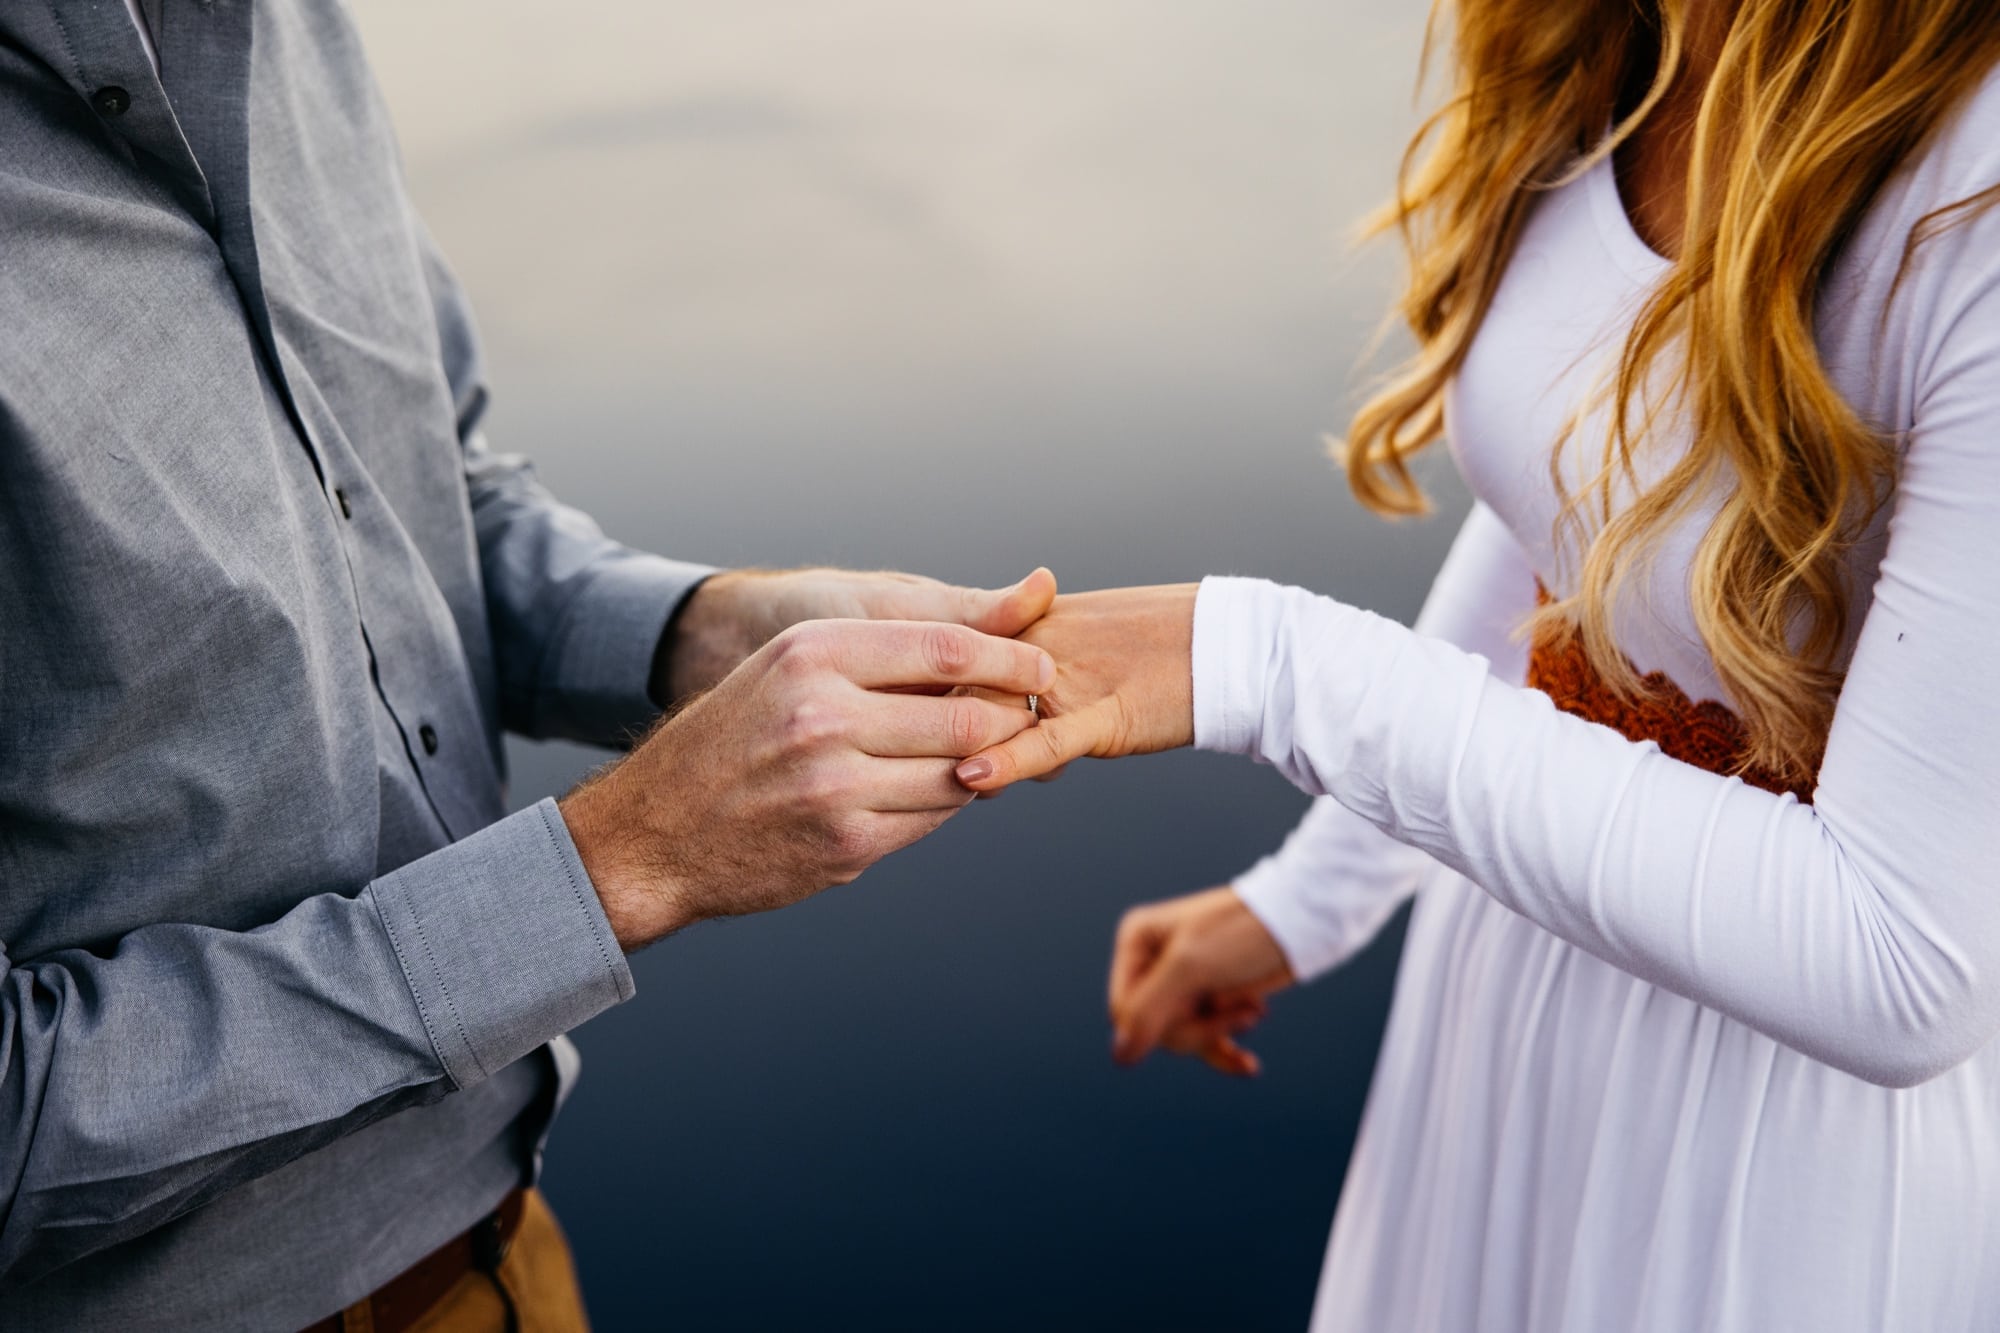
<box><xmin>1525</xmin><ymin>588</ymin><xmax>1816</xmax><ymax>804</ymax></box>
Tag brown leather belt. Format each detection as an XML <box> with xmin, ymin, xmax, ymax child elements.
<box><xmin>301</xmin><ymin>1188</ymin><xmax>527</xmax><ymax>1333</ymax></box>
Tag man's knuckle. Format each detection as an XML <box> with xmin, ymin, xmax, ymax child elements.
<box><xmin>815</xmin><ymin>823</ymin><xmax>867</xmax><ymax>884</ymax></box>
<box><xmin>793</xmin><ymin>779</ymin><xmax>832</xmax><ymax>817</ymax></box>
<box><xmin>825</xmin><ymin>755</ymin><xmax>871</xmax><ymax>805</ymax></box>
<box><xmin>925</xmin><ymin>624</ymin><xmax>973</xmax><ymax>677</ymax></box>
<box><xmin>782</xmin><ymin>699</ymin><xmax>842</xmax><ymax>752</ymax></box>
<box><xmin>944</xmin><ymin>699</ymin><xmax>984</xmax><ymax>754</ymax></box>
<box><xmin>768</xmin><ymin>623</ymin><xmax>824</xmax><ymax>675</ymax></box>
<box><xmin>825</xmin><ymin>813</ymin><xmax>876</xmax><ymax>867</ymax></box>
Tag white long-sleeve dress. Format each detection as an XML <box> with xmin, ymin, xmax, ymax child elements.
<box><xmin>1204</xmin><ymin>68</ymin><xmax>2000</xmax><ymax>1332</ymax></box>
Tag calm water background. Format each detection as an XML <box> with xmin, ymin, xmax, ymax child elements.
<box><xmin>351</xmin><ymin>4</ymin><xmax>1468</xmax><ymax>1327</ymax></box>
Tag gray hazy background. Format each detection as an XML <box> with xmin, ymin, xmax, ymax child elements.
<box><xmin>349</xmin><ymin>4</ymin><xmax>1468</xmax><ymax>1328</ymax></box>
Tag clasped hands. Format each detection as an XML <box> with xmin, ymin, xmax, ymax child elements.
<box><xmin>561</xmin><ymin>566</ymin><xmax>1289</xmax><ymax>1078</ymax></box>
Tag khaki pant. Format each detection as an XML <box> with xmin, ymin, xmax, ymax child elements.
<box><xmin>333</xmin><ymin>1191</ymin><xmax>591</xmax><ymax>1333</ymax></box>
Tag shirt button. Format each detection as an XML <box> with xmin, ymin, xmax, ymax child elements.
<box><xmin>335</xmin><ymin>488</ymin><xmax>353</xmax><ymax>519</ymax></box>
<box><xmin>92</xmin><ymin>86</ymin><xmax>132</xmax><ymax>117</ymax></box>
<box><xmin>419</xmin><ymin>724</ymin><xmax>439</xmax><ymax>756</ymax></box>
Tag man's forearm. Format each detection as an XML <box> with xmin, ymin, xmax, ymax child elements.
<box><xmin>649</xmin><ymin>571</ymin><xmax>782</xmax><ymax>707</ymax></box>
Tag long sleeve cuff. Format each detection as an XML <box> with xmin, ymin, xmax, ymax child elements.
<box><xmin>1232</xmin><ymin>844</ymin><xmax>1392</xmax><ymax>980</ymax></box>
<box><xmin>1191</xmin><ymin>577</ymin><xmax>1273</xmax><ymax>756</ymax></box>
<box><xmin>1232</xmin><ymin>811</ymin><xmax>1430</xmax><ymax>983</ymax></box>
<box><xmin>538</xmin><ymin>553</ymin><xmax>717</xmax><ymax>744</ymax></box>
<box><xmin>370</xmin><ymin>798</ymin><xmax>634</xmax><ymax>1089</ymax></box>
<box><xmin>1233</xmin><ymin>856</ymin><xmax>1348</xmax><ymax>982</ymax></box>
<box><xmin>1194</xmin><ymin>574</ymin><xmax>1356</xmax><ymax>760</ymax></box>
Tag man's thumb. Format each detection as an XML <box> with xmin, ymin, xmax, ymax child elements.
<box><xmin>964</xmin><ymin>568</ymin><xmax>1057</xmax><ymax>636</ymax></box>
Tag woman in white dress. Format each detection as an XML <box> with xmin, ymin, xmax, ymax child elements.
<box><xmin>954</xmin><ymin>1</ymin><xmax>2000</xmax><ymax>1328</ymax></box>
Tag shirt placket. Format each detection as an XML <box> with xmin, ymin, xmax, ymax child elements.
<box><xmin>51</xmin><ymin>0</ymin><xmax>502</xmax><ymax>842</ymax></box>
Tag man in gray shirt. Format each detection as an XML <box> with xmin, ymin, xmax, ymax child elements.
<box><xmin>0</xmin><ymin>1</ymin><xmax>1059</xmax><ymax>1326</ymax></box>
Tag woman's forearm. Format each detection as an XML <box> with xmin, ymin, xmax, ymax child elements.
<box><xmin>1192</xmin><ymin>573</ymin><xmax>2000</xmax><ymax>1089</ymax></box>
<box><xmin>1231</xmin><ymin>502</ymin><xmax>1539</xmax><ymax>982</ymax></box>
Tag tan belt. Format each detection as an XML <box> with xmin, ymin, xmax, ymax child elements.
<box><xmin>301</xmin><ymin>1188</ymin><xmax>527</xmax><ymax>1333</ymax></box>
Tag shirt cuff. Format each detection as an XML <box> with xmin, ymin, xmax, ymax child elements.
<box><xmin>370</xmin><ymin>798</ymin><xmax>635</xmax><ymax>1089</ymax></box>
<box><xmin>539</xmin><ymin>553</ymin><xmax>717</xmax><ymax>745</ymax></box>
<box><xmin>1233</xmin><ymin>847</ymin><xmax>1423</xmax><ymax>984</ymax></box>
<box><xmin>1232</xmin><ymin>858</ymin><xmax>1346</xmax><ymax>983</ymax></box>
<box><xmin>1192</xmin><ymin>575</ymin><xmax>1283</xmax><ymax>756</ymax></box>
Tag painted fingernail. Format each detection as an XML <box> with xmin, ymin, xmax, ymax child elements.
<box><xmin>957</xmin><ymin>758</ymin><xmax>994</xmax><ymax>785</ymax></box>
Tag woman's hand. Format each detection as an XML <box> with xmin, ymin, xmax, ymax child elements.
<box><xmin>1108</xmin><ymin>887</ymin><xmax>1295</xmax><ymax>1076</ymax></box>
<box><xmin>952</xmin><ymin>584</ymin><xmax>1199</xmax><ymax>791</ymax></box>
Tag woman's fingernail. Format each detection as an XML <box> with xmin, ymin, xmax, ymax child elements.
<box><xmin>957</xmin><ymin>758</ymin><xmax>994</xmax><ymax>785</ymax></box>
<box><xmin>1036</xmin><ymin>654</ymin><xmax>1055</xmax><ymax>690</ymax></box>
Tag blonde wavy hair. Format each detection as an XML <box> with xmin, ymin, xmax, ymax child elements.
<box><xmin>1346</xmin><ymin>0</ymin><xmax>2000</xmax><ymax>784</ymax></box>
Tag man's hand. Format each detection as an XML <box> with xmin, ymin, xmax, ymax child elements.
<box><xmin>564</xmin><ymin>619</ymin><xmax>1055</xmax><ymax>951</ymax></box>
<box><xmin>1108</xmin><ymin>887</ymin><xmax>1295</xmax><ymax>1076</ymax></box>
<box><xmin>952</xmin><ymin>584</ymin><xmax>1198</xmax><ymax>792</ymax></box>
<box><xmin>657</xmin><ymin>567</ymin><xmax>1059</xmax><ymax>704</ymax></box>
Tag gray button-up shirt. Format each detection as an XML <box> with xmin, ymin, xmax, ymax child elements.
<box><xmin>0</xmin><ymin>2</ymin><xmax>713</xmax><ymax>1326</ymax></box>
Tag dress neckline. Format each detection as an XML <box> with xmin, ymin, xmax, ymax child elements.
<box><xmin>1585</xmin><ymin>147</ymin><xmax>1675</xmax><ymax>282</ymax></box>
